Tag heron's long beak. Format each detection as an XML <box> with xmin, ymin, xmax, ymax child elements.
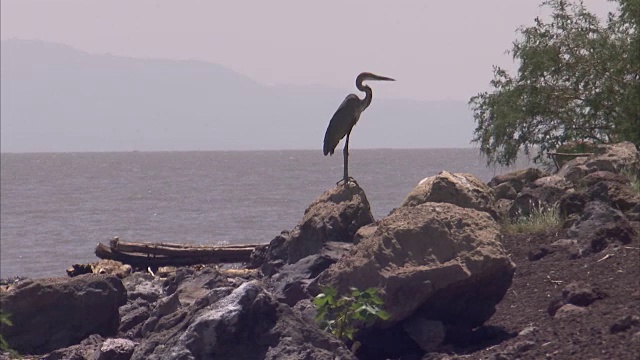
<box><xmin>372</xmin><ymin>74</ymin><xmax>395</xmax><ymax>81</ymax></box>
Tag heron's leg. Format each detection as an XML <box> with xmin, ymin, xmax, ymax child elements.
<box><xmin>343</xmin><ymin>133</ymin><xmax>350</xmax><ymax>183</ymax></box>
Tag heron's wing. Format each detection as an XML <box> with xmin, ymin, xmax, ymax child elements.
<box><xmin>323</xmin><ymin>94</ymin><xmax>361</xmax><ymax>156</ymax></box>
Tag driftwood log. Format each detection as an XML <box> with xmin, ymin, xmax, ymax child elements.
<box><xmin>95</xmin><ymin>237</ymin><xmax>259</xmax><ymax>267</ymax></box>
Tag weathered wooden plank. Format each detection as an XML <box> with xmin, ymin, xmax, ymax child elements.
<box><xmin>94</xmin><ymin>238</ymin><xmax>260</xmax><ymax>267</ymax></box>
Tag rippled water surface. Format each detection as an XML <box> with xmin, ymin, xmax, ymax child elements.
<box><xmin>1</xmin><ymin>149</ymin><xmax>531</xmax><ymax>278</ymax></box>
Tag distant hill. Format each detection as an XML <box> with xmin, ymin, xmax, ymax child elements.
<box><xmin>0</xmin><ymin>39</ymin><xmax>475</xmax><ymax>152</ymax></box>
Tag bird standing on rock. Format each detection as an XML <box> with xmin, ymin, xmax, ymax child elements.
<box><xmin>323</xmin><ymin>72</ymin><xmax>395</xmax><ymax>185</ymax></box>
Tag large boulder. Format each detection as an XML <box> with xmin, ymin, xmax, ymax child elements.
<box><xmin>130</xmin><ymin>281</ymin><xmax>355</xmax><ymax>360</ymax></box>
<box><xmin>316</xmin><ymin>202</ymin><xmax>515</xmax><ymax>333</ymax></box>
<box><xmin>557</xmin><ymin>142</ymin><xmax>640</xmax><ymax>183</ymax></box>
<box><xmin>401</xmin><ymin>171</ymin><xmax>499</xmax><ymax>220</ymax></box>
<box><xmin>0</xmin><ymin>274</ymin><xmax>127</xmax><ymax>354</ymax></box>
<box><xmin>258</xmin><ymin>182</ymin><xmax>374</xmax><ymax>274</ymax></box>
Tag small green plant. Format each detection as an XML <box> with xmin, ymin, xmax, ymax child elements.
<box><xmin>0</xmin><ymin>311</ymin><xmax>13</xmax><ymax>351</ymax></box>
<box><xmin>503</xmin><ymin>202</ymin><xmax>561</xmax><ymax>235</ymax></box>
<box><xmin>621</xmin><ymin>167</ymin><xmax>640</xmax><ymax>195</ymax></box>
<box><xmin>313</xmin><ymin>286</ymin><xmax>390</xmax><ymax>343</ymax></box>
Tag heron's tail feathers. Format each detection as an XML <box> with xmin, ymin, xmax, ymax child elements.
<box><xmin>323</xmin><ymin>137</ymin><xmax>338</xmax><ymax>156</ymax></box>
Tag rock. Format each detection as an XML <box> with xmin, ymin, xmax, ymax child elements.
<box><xmin>558</xmin><ymin>192</ymin><xmax>588</xmax><ymax>217</ymax></box>
<box><xmin>43</xmin><ymin>335</ymin><xmax>105</xmax><ymax>360</ymax></box>
<box><xmin>260</xmin><ymin>182</ymin><xmax>374</xmax><ymax>274</ymax></box>
<box><xmin>558</xmin><ymin>142</ymin><xmax>640</xmax><ymax>183</ymax></box>
<box><xmin>591</xmin><ymin>181</ymin><xmax>640</xmax><ymax>212</ymax></box>
<box><xmin>518</xmin><ymin>326</ymin><xmax>538</xmax><ymax>337</ymax></box>
<box><xmin>67</xmin><ymin>263</ymin><xmax>94</xmax><ymax>277</ymax></box>
<box><xmin>94</xmin><ymin>338</ymin><xmax>137</xmax><ymax>360</ymax></box>
<box><xmin>317</xmin><ymin>202</ymin><xmax>515</xmax><ymax>332</ymax></box>
<box><xmin>508</xmin><ymin>176</ymin><xmax>570</xmax><ymax>219</ymax></box>
<box><xmin>118</xmin><ymin>298</ymin><xmax>152</xmax><ymax>337</ymax></box>
<box><xmin>557</xmin><ymin>158</ymin><xmax>590</xmax><ymax>184</ymax></box>
<box><xmin>550</xmin><ymin>239</ymin><xmax>581</xmax><ymax>259</ymax></box>
<box><xmin>554</xmin><ymin>304</ymin><xmax>588</xmax><ymax>319</ymax></box>
<box><xmin>488</xmin><ymin>168</ymin><xmax>549</xmax><ymax>193</ymax></box>
<box><xmin>493</xmin><ymin>182</ymin><xmax>518</xmax><ymax>200</ymax></box>
<box><xmin>130</xmin><ymin>281</ymin><xmax>355</xmax><ymax>360</ymax></box>
<box><xmin>503</xmin><ymin>340</ymin><xmax>536</xmax><ymax>356</ymax></box>
<box><xmin>567</xmin><ymin>201</ymin><xmax>636</xmax><ymax>253</ymax></box>
<box><xmin>527</xmin><ymin>245</ymin><xmax>554</xmax><ymax>261</ymax></box>
<box><xmin>67</xmin><ymin>260</ymin><xmax>132</xmax><ymax>279</ymax></box>
<box><xmin>548</xmin><ymin>281</ymin><xmax>606</xmax><ymax>317</ymax></box>
<box><xmin>402</xmin><ymin>317</ymin><xmax>446</xmax><ymax>352</ymax></box>
<box><xmin>401</xmin><ymin>171</ymin><xmax>499</xmax><ymax>220</ymax></box>
<box><xmin>291</xmin><ymin>298</ymin><xmax>317</xmax><ymax>326</ymax></box>
<box><xmin>354</xmin><ymin>223</ymin><xmax>378</xmax><ymax>244</ymax></box>
<box><xmin>610</xmin><ymin>315</ymin><xmax>640</xmax><ymax>334</ymax></box>
<box><xmin>169</xmin><ymin>267</ymin><xmax>229</xmax><ymax>306</ymax></box>
<box><xmin>123</xmin><ymin>272</ymin><xmax>164</xmax><ymax>303</ymax></box>
<box><xmin>580</xmin><ymin>171</ymin><xmax>631</xmax><ymax>187</ymax></box>
<box><xmin>93</xmin><ymin>260</ymin><xmax>133</xmax><ymax>279</ymax></box>
<box><xmin>531</xmin><ymin>175</ymin><xmax>572</xmax><ymax>189</ymax></box>
<box><xmin>139</xmin><ymin>292</ymin><xmax>182</xmax><ymax>338</ymax></box>
<box><xmin>490</xmin><ymin>339</ymin><xmax>536</xmax><ymax>359</ymax></box>
<box><xmin>561</xmin><ymin>281</ymin><xmax>607</xmax><ymax>306</ymax></box>
<box><xmin>268</xmin><ymin>253</ymin><xmax>339</xmax><ymax>306</ymax></box>
<box><xmin>494</xmin><ymin>199</ymin><xmax>513</xmax><ymax>220</ymax></box>
<box><xmin>0</xmin><ymin>274</ymin><xmax>127</xmax><ymax>354</ymax></box>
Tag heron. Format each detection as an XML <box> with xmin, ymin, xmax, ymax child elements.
<box><xmin>323</xmin><ymin>72</ymin><xmax>395</xmax><ymax>184</ymax></box>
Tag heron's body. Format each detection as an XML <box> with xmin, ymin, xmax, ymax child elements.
<box><xmin>323</xmin><ymin>72</ymin><xmax>394</xmax><ymax>183</ymax></box>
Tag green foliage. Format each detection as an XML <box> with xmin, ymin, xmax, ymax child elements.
<box><xmin>470</xmin><ymin>0</ymin><xmax>640</xmax><ymax>166</ymax></box>
<box><xmin>621</xmin><ymin>166</ymin><xmax>640</xmax><ymax>194</ymax></box>
<box><xmin>503</xmin><ymin>202</ymin><xmax>562</xmax><ymax>234</ymax></box>
<box><xmin>0</xmin><ymin>311</ymin><xmax>13</xmax><ymax>352</ymax></box>
<box><xmin>313</xmin><ymin>286</ymin><xmax>390</xmax><ymax>342</ymax></box>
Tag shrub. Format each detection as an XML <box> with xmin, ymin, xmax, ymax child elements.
<box><xmin>503</xmin><ymin>202</ymin><xmax>562</xmax><ymax>234</ymax></box>
<box><xmin>0</xmin><ymin>311</ymin><xmax>13</xmax><ymax>352</ymax></box>
<box><xmin>313</xmin><ymin>286</ymin><xmax>390</xmax><ymax>343</ymax></box>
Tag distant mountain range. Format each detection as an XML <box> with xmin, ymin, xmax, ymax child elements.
<box><xmin>1</xmin><ymin>39</ymin><xmax>476</xmax><ymax>152</ymax></box>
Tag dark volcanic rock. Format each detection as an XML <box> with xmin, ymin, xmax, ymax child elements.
<box><xmin>559</xmin><ymin>192</ymin><xmax>589</xmax><ymax>217</ymax></box>
<box><xmin>561</xmin><ymin>281</ymin><xmax>607</xmax><ymax>307</ymax></box>
<box><xmin>567</xmin><ymin>201</ymin><xmax>636</xmax><ymax>253</ymax></box>
<box><xmin>548</xmin><ymin>281</ymin><xmax>607</xmax><ymax>317</ymax></box>
<box><xmin>259</xmin><ymin>182</ymin><xmax>374</xmax><ymax>275</ymax></box>
<box><xmin>0</xmin><ymin>274</ymin><xmax>127</xmax><ymax>354</ymax></box>
<box><xmin>130</xmin><ymin>281</ymin><xmax>355</xmax><ymax>360</ymax></box>
<box><xmin>268</xmin><ymin>252</ymin><xmax>339</xmax><ymax>306</ymax></box>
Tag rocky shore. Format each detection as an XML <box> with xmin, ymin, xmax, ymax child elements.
<box><xmin>1</xmin><ymin>142</ymin><xmax>639</xmax><ymax>360</ymax></box>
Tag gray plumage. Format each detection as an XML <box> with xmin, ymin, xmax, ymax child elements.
<box><xmin>323</xmin><ymin>72</ymin><xmax>395</xmax><ymax>183</ymax></box>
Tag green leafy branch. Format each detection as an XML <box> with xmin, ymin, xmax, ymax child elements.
<box><xmin>313</xmin><ymin>286</ymin><xmax>390</xmax><ymax>342</ymax></box>
<box><xmin>0</xmin><ymin>311</ymin><xmax>13</xmax><ymax>351</ymax></box>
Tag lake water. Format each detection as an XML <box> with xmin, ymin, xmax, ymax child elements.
<box><xmin>0</xmin><ymin>149</ymin><xmax>531</xmax><ymax>278</ymax></box>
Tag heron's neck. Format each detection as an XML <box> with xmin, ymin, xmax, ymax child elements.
<box><xmin>356</xmin><ymin>82</ymin><xmax>373</xmax><ymax>110</ymax></box>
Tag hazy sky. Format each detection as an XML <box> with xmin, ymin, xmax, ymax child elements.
<box><xmin>1</xmin><ymin>0</ymin><xmax>617</xmax><ymax>101</ymax></box>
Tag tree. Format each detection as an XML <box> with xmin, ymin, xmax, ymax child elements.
<box><xmin>470</xmin><ymin>0</ymin><xmax>639</xmax><ymax>166</ymax></box>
